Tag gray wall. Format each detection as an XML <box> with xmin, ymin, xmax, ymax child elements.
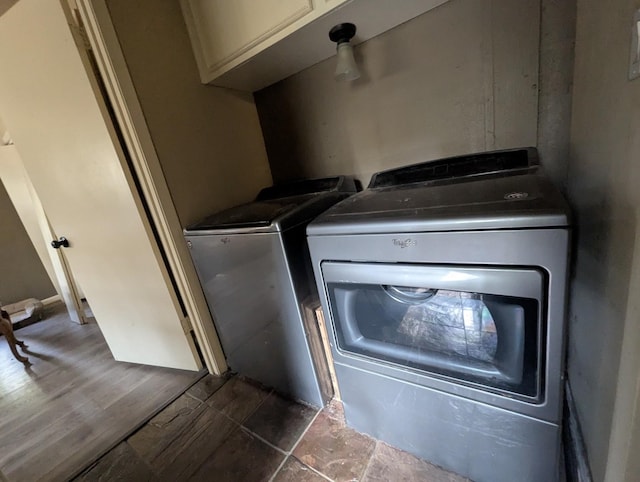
<box><xmin>106</xmin><ymin>0</ymin><xmax>272</xmax><ymax>227</ymax></box>
<box><xmin>0</xmin><ymin>180</ymin><xmax>55</xmax><ymax>304</ymax></box>
<box><xmin>567</xmin><ymin>0</ymin><xmax>640</xmax><ymax>480</ymax></box>
<box><xmin>537</xmin><ymin>0</ymin><xmax>577</xmax><ymax>189</ymax></box>
<box><xmin>255</xmin><ymin>0</ymin><xmax>541</xmax><ymax>186</ymax></box>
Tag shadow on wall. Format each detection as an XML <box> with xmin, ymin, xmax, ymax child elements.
<box><xmin>254</xmin><ymin>51</ymin><xmax>361</xmax><ymax>183</ymax></box>
<box><xmin>0</xmin><ymin>1</ymin><xmax>19</xmax><ymax>18</ymax></box>
<box><xmin>254</xmin><ymin>0</ymin><xmax>541</xmax><ymax>186</ymax></box>
<box><xmin>567</xmin><ymin>187</ymin><xmax>637</xmax><ymax>477</ymax></box>
<box><xmin>0</xmin><ymin>180</ymin><xmax>55</xmax><ymax>304</ymax></box>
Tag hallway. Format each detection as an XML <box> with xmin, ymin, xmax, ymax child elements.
<box><xmin>0</xmin><ymin>303</ymin><xmax>202</xmax><ymax>481</ymax></box>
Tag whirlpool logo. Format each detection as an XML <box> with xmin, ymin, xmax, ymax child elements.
<box><xmin>393</xmin><ymin>238</ymin><xmax>417</xmax><ymax>248</ymax></box>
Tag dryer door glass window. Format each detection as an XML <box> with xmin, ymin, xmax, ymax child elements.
<box><xmin>323</xmin><ymin>263</ymin><xmax>545</xmax><ymax>401</ymax></box>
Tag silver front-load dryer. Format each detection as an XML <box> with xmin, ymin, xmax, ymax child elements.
<box><xmin>184</xmin><ymin>177</ymin><xmax>356</xmax><ymax>407</ymax></box>
<box><xmin>307</xmin><ymin>148</ymin><xmax>570</xmax><ymax>482</ymax></box>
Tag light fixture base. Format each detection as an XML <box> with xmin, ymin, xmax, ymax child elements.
<box><xmin>329</xmin><ymin>23</ymin><xmax>356</xmax><ymax>44</ymax></box>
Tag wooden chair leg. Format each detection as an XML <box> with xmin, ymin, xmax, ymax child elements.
<box><xmin>0</xmin><ymin>316</ymin><xmax>30</xmax><ymax>365</ymax></box>
<box><xmin>11</xmin><ymin>329</ymin><xmax>27</xmax><ymax>348</ymax></box>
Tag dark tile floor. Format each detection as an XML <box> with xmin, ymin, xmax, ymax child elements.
<box><xmin>75</xmin><ymin>375</ymin><xmax>467</xmax><ymax>481</ymax></box>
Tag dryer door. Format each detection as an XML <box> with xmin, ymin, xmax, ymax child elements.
<box><xmin>322</xmin><ymin>262</ymin><xmax>545</xmax><ymax>402</ymax></box>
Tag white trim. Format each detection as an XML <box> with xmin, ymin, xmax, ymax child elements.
<box><xmin>76</xmin><ymin>0</ymin><xmax>227</xmax><ymax>374</ymax></box>
<box><xmin>41</xmin><ymin>295</ymin><xmax>62</xmax><ymax>306</ymax></box>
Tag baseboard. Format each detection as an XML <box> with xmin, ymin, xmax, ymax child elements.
<box><xmin>42</xmin><ymin>295</ymin><xmax>62</xmax><ymax>306</ymax></box>
<box><xmin>563</xmin><ymin>380</ymin><xmax>593</xmax><ymax>482</ymax></box>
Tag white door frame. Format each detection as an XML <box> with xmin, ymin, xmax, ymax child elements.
<box><xmin>76</xmin><ymin>0</ymin><xmax>227</xmax><ymax>375</ymax></box>
<box><xmin>29</xmin><ymin>188</ymin><xmax>87</xmax><ymax>326</ymax></box>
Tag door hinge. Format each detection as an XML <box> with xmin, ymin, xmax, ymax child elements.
<box><xmin>180</xmin><ymin>315</ymin><xmax>193</xmax><ymax>334</ymax></box>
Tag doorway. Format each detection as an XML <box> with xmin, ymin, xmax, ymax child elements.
<box><xmin>0</xmin><ymin>302</ymin><xmax>203</xmax><ymax>481</ymax></box>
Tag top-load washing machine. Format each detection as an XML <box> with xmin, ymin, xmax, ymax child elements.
<box><xmin>306</xmin><ymin>148</ymin><xmax>570</xmax><ymax>482</ymax></box>
<box><xmin>184</xmin><ymin>177</ymin><xmax>356</xmax><ymax>407</ymax></box>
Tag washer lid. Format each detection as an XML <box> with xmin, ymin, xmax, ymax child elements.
<box><xmin>185</xmin><ymin>193</ymin><xmax>316</xmax><ymax>233</ymax></box>
<box><xmin>184</xmin><ymin>176</ymin><xmax>357</xmax><ymax>234</ymax></box>
<box><xmin>307</xmin><ymin>169</ymin><xmax>570</xmax><ymax>236</ymax></box>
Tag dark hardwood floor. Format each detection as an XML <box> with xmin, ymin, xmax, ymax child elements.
<box><xmin>0</xmin><ymin>303</ymin><xmax>203</xmax><ymax>482</ymax></box>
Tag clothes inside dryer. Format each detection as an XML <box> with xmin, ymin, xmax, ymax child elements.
<box><xmin>328</xmin><ymin>282</ymin><xmax>540</xmax><ymax>399</ymax></box>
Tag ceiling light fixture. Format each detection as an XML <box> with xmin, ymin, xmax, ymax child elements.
<box><xmin>329</xmin><ymin>22</ymin><xmax>360</xmax><ymax>82</ymax></box>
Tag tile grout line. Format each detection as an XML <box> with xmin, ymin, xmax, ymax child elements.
<box><xmin>168</xmin><ymin>380</ymin><xmax>271</xmax><ymax>481</ymax></box>
<box><xmin>267</xmin><ymin>456</ymin><xmax>290</xmax><ymax>482</ymax></box>
<box><xmin>154</xmin><ymin>378</ymin><xmax>254</xmax><ymax>480</ymax></box>
<box><xmin>360</xmin><ymin>440</ymin><xmax>380</xmax><ymax>481</ymax></box>
<box><xmin>240</xmin><ymin>425</ymin><xmax>288</xmax><ymax>456</ymax></box>
<box><xmin>188</xmin><ymin>383</ymin><xmax>281</xmax><ymax>477</ymax></box>
<box><xmin>300</xmin><ymin>461</ymin><xmax>334</xmax><ymax>482</ymax></box>
<box><xmin>267</xmin><ymin>406</ymin><xmax>331</xmax><ymax>482</ymax></box>
<box><xmin>181</xmin><ymin>420</ymin><xmax>244</xmax><ymax>479</ymax></box>
<box><xmin>289</xmin><ymin>406</ymin><xmax>323</xmax><ymax>455</ymax></box>
<box><xmin>237</xmin><ymin>383</ymin><xmax>273</xmax><ymax>424</ymax></box>
<box><xmin>144</xmin><ymin>377</ymin><xmax>229</xmax><ymax>472</ymax></box>
<box><xmin>202</xmin><ymin>384</ymin><xmax>323</xmax><ymax>482</ymax></box>
<box><xmin>290</xmin><ymin>409</ymin><xmax>335</xmax><ymax>482</ymax></box>
<box><xmin>206</xmin><ymin>382</ymin><xmax>273</xmax><ymax>427</ymax></box>
<box><xmin>126</xmin><ymin>439</ymin><xmax>160</xmax><ymax>479</ymax></box>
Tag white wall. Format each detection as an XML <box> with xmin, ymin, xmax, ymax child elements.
<box><xmin>255</xmin><ymin>0</ymin><xmax>540</xmax><ymax>185</ymax></box>
<box><xmin>567</xmin><ymin>0</ymin><xmax>640</xmax><ymax>480</ymax></box>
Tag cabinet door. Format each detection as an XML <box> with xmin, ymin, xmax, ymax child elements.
<box><xmin>182</xmin><ymin>0</ymin><xmax>315</xmax><ymax>79</ymax></box>
<box><xmin>0</xmin><ymin>0</ymin><xmax>201</xmax><ymax>370</ymax></box>
<box><xmin>182</xmin><ymin>0</ymin><xmax>450</xmax><ymax>90</ymax></box>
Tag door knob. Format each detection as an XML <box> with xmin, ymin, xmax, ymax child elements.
<box><xmin>51</xmin><ymin>237</ymin><xmax>70</xmax><ymax>249</ymax></box>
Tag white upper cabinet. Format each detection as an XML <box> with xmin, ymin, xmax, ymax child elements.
<box><xmin>183</xmin><ymin>0</ymin><xmax>317</xmax><ymax>77</ymax></box>
<box><xmin>181</xmin><ymin>0</ymin><xmax>450</xmax><ymax>91</ymax></box>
